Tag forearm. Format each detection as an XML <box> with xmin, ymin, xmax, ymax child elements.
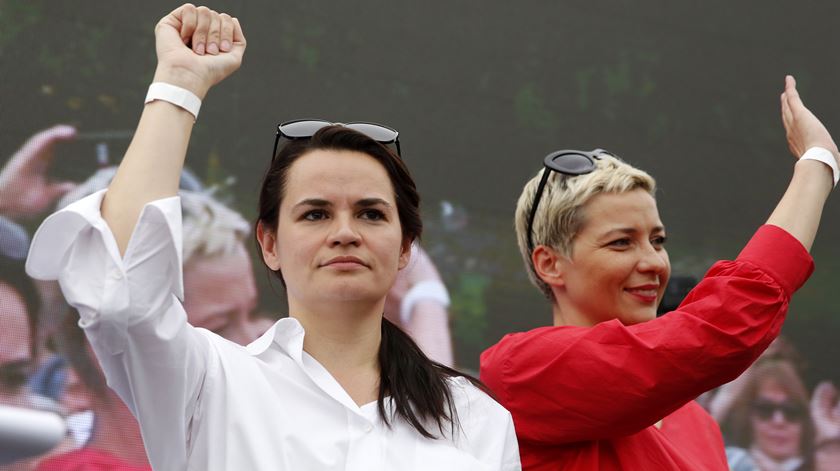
<box><xmin>100</xmin><ymin>4</ymin><xmax>244</xmax><ymax>257</ymax></box>
<box><xmin>406</xmin><ymin>301</ymin><xmax>454</xmax><ymax>366</ymax></box>
<box><xmin>103</xmin><ymin>98</ymin><xmax>195</xmax><ymax>255</ymax></box>
<box><xmin>766</xmin><ymin>159</ymin><xmax>832</xmax><ymax>251</ymax></box>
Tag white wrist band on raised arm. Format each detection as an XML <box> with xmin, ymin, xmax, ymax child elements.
<box><xmin>400</xmin><ymin>280</ymin><xmax>451</xmax><ymax>324</ymax></box>
<box><xmin>800</xmin><ymin>146</ymin><xmax>839</xmax><ymax>188</ymax></box>
<box><xmin>144</xmin><ymin>83</ymin><xmax>202</xmax><ymax>121</ymax></box>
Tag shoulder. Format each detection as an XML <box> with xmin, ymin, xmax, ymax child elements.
<box><xmin>446</xmin><ymin>376</ymin><xmax>512</xmax><ymax>426</ymax></box>
<box><xmin>444</xmin><ymin>376</ymin><xmax>520</xmax><ymax>467</ymax></box>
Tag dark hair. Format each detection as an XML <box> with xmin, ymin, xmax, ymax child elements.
<box><xmin>256</xmin><ymin>125</ymin><xmax>487</xmax><ymax>438</ymax></box>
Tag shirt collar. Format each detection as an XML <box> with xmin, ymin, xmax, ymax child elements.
<box><xmin>246</xmin><ymin>316</ymin><xmax>372</xmax><ymax>416</ymax></box>
<box><xmin>245</xmin><ymin>317</ymin><xmax>305</xmax><ymax>363</ymax></box>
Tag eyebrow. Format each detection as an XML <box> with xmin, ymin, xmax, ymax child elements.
<box><xmin>292</xmin><ymin>198</ymin><xmax>393</xmax><ymax>210</ymax></box>
<box><xmin>600</xmin><ymin>226</ymin><xmax>666</xmax><ymax>238</ymax></box>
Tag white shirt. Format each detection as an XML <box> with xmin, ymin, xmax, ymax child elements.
<box><xmin>26</xmin><ymin>190</ymin><xmax>521</xmax><ymax>471</ymax></box>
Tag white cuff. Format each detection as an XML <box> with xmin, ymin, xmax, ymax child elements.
<box><xmin>144</xmin><ymin>83</ymin><xmax>202</xmax><ymax>121</ymax></box>
<box><xmin>400</xmin><ymin>280</ymin><xmax>450</xmax><ymax>324</ymax></box>
<box><xmin>800</xmin><ymin>147</ymin><xmax>839</xmax><ymax>188</ymax></box>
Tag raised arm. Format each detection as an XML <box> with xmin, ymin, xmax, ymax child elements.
<box><xmin>103</xmin><ymin>4</ymin><xmax>245</xmax><ymax>255</ymax></box>
<box><xmin>482</xmin><ymin>77</ymin><xmax>834</xmax><ymax>445</ymax></box>
<box><xmin>766</xmin><ymin>75</ymin><xmax>838</xmax><ymax>250</ymax></box>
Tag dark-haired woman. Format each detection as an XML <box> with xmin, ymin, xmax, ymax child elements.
<box><xmin>25</xmin><ymin>4</ymin><xmax>519</xmax><ymax>470</ymax></box>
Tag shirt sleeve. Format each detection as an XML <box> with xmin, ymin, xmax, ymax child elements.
<box><xmin>26</xmin><ymin>189</ymin><xmax>211</xmax><ymax>469</ymax></box>
<box><xmin>452</xmin><ymin>378</ymin><xmax>522</xmax><ymax>470</ymax></box>
<box><xmin>480</xmin><ymin>225</ymin><xmax>813</xmax><ymax>446</ymax></box>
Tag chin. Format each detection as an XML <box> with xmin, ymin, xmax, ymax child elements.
<box><xmin>619</xmin><ymin>309</ymin><xmax>657</xmax><ymax>325</ymax></box>
<box><xmin>322</xmin><ymin>282</ymin><xmax>385</xmax><ymax>304</ymax></box>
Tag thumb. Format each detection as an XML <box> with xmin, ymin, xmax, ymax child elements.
<box><xmin>156</xmin><ymin>4</ymin><xmax>197</xmax><ymax>50</ymax></box>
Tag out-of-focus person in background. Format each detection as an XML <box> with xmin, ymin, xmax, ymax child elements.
<box><xmin>0</xmin><ymin>126</ymin><xmax>79</xmax><ymax>471</ymax></box>
<box><xmin>810</xmin><ymin>381</ymin><xmax>840</xmax><ymax>470</ymax></box>
<box><xmin>0</xmin><ymin>126</ymin><xmax>76</xmax><ymax>221</ymax></box>
<box><xmin>721</xmin><ymin>360</ymin><xmax>815</xmax><ymax>471</ymax></box>
<box><xmin>0</xmin><ymin>218</ymin><xmax>39</xmax><ymax>410</ymax></box>
<box><xmin>481</xmin><ymin>76</ymin><xmax>838</xmax><ymax>470</ymax></box>
<box><xmin>384</xmin><ymin>244</ymin><xmax>454</xmax><ymax>366</ymax></box>
<box><xmin>56</xmin><ymin>167</ymin><xmax>270</xmax><ymax>344</ymax></box>
<box><xmin>32</xmin><ymin>168</ymin><xmax>276</xmax><ymax>470</ymax></box>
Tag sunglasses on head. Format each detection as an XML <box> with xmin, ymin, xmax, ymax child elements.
<box><xmin>752</xmin><ymin>399</ymin><xmax>805</xmax><ymax>422</ymax></box>
<box><xmin>525</xmin><ymin>149</ymin><xmax>617</xmax><ymax>252</ymax></box>
<box><xmin>272</xmin><ymin>119</ymin><xmax>401</xmax><ymax>161</ymax></box>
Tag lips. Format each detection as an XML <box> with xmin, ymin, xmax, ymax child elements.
<box><xmin>625</xmin><ymin>284</ymin><xmax>659</xmax><ymax>303</ymax></box>
<box><xmin>320</xmin><ymin>256</ymin><xmax>368</xmax><ymax>269</ymax></box>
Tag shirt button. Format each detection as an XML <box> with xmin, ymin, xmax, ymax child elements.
<box><xmin>365</xmin><ymin>424</ymin><xmax>373</xmax><ymax>433</ymax></box>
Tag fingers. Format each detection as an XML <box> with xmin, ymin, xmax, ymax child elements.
<box><xmin>784</xmin><ymin>75</ymin><xmax>804</xmax><ymax>110</ymax></box>
<box><xmin>232</xmin><ymin>17</ymin><xmax>246</xmax><ymax>46</ymax></box>
<box><xmin>814</xmin><ymin>382</ymin><xmax>838</xmax><ymax>411</ymax></box>
<box><xmin>219</xmin><ymin>14</ymin><xmax>234</xmax><ymax>52</ymax></box>
<box><xmin>192</xmin><ymin>6</ymin><xmax>212</xmax><ymax>55</ymax></box>
<box><xmin>206</xmin><ymin>13</ymin><xmax>221</xmax><ymax>55</ymax></box>
<box><xmin>781</xmin><ymin>91</ymin><xmax>793</xmax><ymax>127</ymax></box>
<box><xmin>14</xmin><ymin>125</ymin><xmax>77</xmax><ymax>169</ymax></box>
<box><xmin>178</xmin><ymin>4</ymin><xmax>197</xmax><ymax>45</ymax></box>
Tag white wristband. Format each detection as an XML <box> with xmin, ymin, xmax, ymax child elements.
<box><xmin>800</xmin><ymin>147</ymin><xmax>839</xmax><ymax>188</ymax></box>
<box><xmin>144</xmin><ymin>83</ymin><xmax>202</xmax><ymax>120</ymax></box>
<box><xmin>400</xmin><ymin>280</ymin><xmax>451</xmax><ymax>324</ymax></box>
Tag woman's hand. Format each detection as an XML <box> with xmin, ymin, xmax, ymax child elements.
<box><xmin>152</xmin><ymin>4</ymin><xmax>246</xmax><ymax>99</ymax></box>
<box><xmin>812</xmin><ymin>381</ymin><xmax>840</xmax><ymax>443</ymax></box>
<box><xmin>0</xmin><ymin>125</ymin><xmax>77</xmax><ymax>219</ymax></box>
<box><xmin>781</xmin><ymin>75</ymin><xmax>839</xmax><ymax>164</ymax></box>
<box><xmin>765</xmin><ymin>75</ymin><xmax>835</xmax><ymax>251</ymax></box>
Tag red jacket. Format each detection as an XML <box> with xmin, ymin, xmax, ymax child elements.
<box><xmin>481</xmin><ymin>225</ymin><xmax>813</xmax><ymax>470</ymax></box>
<box><xmin>36</xmin><ymin>449</ymin><xmax>151</xmax><ymax>471</ymax></box>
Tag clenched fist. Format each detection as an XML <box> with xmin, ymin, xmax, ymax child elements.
<box><xmin>152</xmin><ymin>4</ymin><xmax>246</xmax><ymax>99</ymax></box>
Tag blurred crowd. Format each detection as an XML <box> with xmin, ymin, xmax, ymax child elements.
<box><xmin>1</xmin><ymin>126</ymin><xmax>839</xmax><ymax>470</ymax></box>
<box><xmin>0</xmin><ymin>125</ymin><xmax>455</xmax><ymax>470</ymax></box>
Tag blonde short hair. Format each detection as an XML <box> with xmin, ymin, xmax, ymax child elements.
<box><xmin>514</xmin><ymin>154</ymin><xmax>656</xmax><ymax>301</ymax></box>
<box><xmin>59</xmin><ymin>167</ymin><xmax>250</xmax><ymax>263</ymax></box>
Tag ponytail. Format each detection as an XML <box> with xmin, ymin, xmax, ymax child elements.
<box><xmin>377</xmin><ymin>318</ymin><xmax>489</xmax><ymax>439</ymax></box>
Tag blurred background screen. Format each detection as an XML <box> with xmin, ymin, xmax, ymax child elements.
<box><xmin>1</xmin><ymin>1</ymin><xmax>839</xmax><ymax>469</ymax></box>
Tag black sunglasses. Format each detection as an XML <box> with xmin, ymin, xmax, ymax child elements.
<box><xmin>752</xmin><ymin>399</ymin><xmax>805</xmax><ymax>422</ymax></box>
<box><xmin>525</xmin><ymin>149</ymin><xmax>616</xmax><ymax>252</ymax></box>
<box><xmin>272</xmin><ymin>119</ymin><xmax>401</xmax><ymax>161</ymax></box>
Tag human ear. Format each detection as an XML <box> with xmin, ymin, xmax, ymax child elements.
<box><xmin>532</xmin><ymin>245</ymin><xmax>566</xmax><ymax>288</ymax></box>
<box><xmin>397</xmin><ymin>238</ymin><xmax>412</xmax><ymax>270</ymax></box>
<box><xmin>256</xmin><ymin>221</ymin><xmax>281</xmax><ymax>271</ymax></box>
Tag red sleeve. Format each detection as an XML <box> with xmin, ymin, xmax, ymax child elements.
<box><xmin>480</xmin><ymin>225</ymin><xmax>813</xmax><ymax>446</ymax></box>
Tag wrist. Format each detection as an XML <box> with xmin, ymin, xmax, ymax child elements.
<box><xmin>798</xmin><ymin>146</ymin><xmax>839</xmax><ymax>188</ymax></box>
<box><xmin>793</xmin><ymin>158</ymin><xmax>834</xmax><ymax>196</ymax></box>
<box><xmin>152</xmin><ymin>65</ymin><xmax>210</xmax><ymax>100</ymax></box>
<box><xmin>145</xmin><ymin>83</ymin><xmax>202</xmax><ymax>121</ymax></box>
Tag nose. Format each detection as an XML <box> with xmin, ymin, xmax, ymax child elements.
<box><xmin>329</xmin><ymin>214</ymin><xmax>361</xmax><ymax>247</ymax></box>
<box><xmin>771</xmin><ymin>409</ymin><xmax>787</xmax><ymax>424</ymax></box>
<box><xmin>637</xmin><ymin>242</ymin><xmax>669</xmax><ymax>275</ymax></box>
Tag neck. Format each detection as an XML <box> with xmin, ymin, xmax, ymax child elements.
<box><xmin>289</xmin><ymin>297</ymin><xmax>383</xmax><ymax>405</ymax></box>
<box><xmin>87</xmin><ymin>391</ymin><xmax>149</xmax><ymax>466</ymax></box>
<box><xmin>551</xmin><ymin>302</ymin><xmax>595</xmax><ymax>327</ymax></box>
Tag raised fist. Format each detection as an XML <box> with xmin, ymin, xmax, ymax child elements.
<box><xmin>152</xmin><ymin>4</ymin><xmax>246</xmax><ymax>99</ymax></box>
